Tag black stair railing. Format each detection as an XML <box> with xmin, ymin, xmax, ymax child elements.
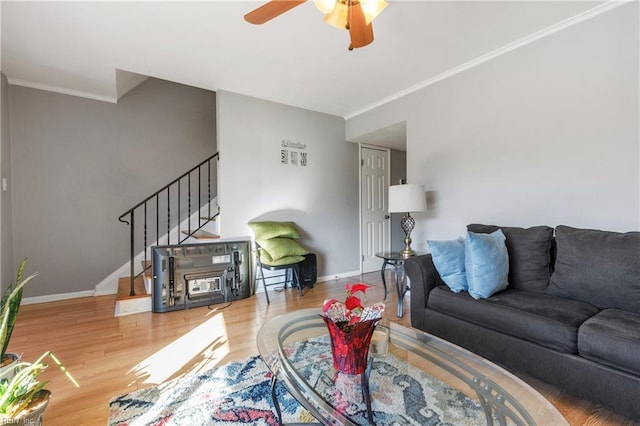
<box><xmin>118</xmin><ymin>152</ymin><xmax>219</xmax><ymax>296</ymax></box>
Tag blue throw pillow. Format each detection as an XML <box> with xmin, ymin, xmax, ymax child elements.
<box><xmin>427</xmin><ymin>237</ymin><xmax>468</xmax><ymax>293</ymax></box>
<box><xmin>465</xmin><ymin>230</ymin><xmax>509</xmax><ymax>299</ymax></box>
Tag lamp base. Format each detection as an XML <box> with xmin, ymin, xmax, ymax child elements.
<box><xmin>400</xmin><ymin>213</ymin><xmax>416</xmax><ymax>259</ymax></box>
<box><xmin>400</xmin><ymin>249</ymin><xmax>416</xmax><ymax>259</ymax></box>
<box><xmin>399</xmin><ymin>248</ymin><xmax>416</xmax><ymax>259</ymax></box>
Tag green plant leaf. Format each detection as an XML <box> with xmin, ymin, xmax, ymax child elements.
<box><xmin>0</xmin><ymin>259</ymin><xmax>37</xmax><ymax>359</ymax></box>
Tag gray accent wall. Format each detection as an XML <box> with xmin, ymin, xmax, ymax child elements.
<box><xmin>8</xmin><ymin>78</ymin><xmax>216</xmax><ymax>297</ymax></box>
<box><xmin>216</xmin><ymin>91</ymin><xmax>360</xmax><ymax>277</ymax></box>
<box><xmin>1</xmin><ymin>73</ymin><xmax>14</xmax><ymax>290</ymax></box>
<box><xmin>390</xmin><ymin>149</ymin><xmax>407</xmax><ymax>252</ymax></box>
<box><xmin>347</xmin><ymin>3</ymin><xmax>639</xmax><ymax>249</ymax></box>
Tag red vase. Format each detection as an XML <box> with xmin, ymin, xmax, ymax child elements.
<box><xmin>322</xmin><ymin>316</ymin><xmax>380</xmax><ymax>375</ymax></box>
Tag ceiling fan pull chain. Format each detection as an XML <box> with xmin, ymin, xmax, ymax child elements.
<box><xmin>346</xmin><ymin>0</ymin><xmax>352</xmax><ymax>30</ymax></box>
<box><xmin>347</xmin><ymin>0</ymin><xmax>354</xmax><ymax>50</ymax></box>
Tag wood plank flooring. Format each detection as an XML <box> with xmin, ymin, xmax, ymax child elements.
<box><xmin>10</xmin><ymin>272</ymin><xmax>639</xmax><ymax>425</ymax></box>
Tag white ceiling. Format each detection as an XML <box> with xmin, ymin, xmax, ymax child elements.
<box><xmin>1</xmin><ymin>1</ymin><xmax>606</xmax><ymax>149</ymax></box>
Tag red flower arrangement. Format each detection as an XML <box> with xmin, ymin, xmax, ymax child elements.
<box><xmin>322</xmin><ymin>283</ymin><xmax>385</xmax><ymax>326</ymax></box>
<box><xmin>321</xmin><ymin>283</ymin><xmax>385</xmax><ymax>374</ymax></box>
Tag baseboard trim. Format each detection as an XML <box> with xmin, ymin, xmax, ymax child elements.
<box><xmin>22</xmin><ymin>290</ymin><xmax>95</xmax><ymax>305</ymax></box>
<box><xmin>94</xmin><ymin>287</ymin><xmax>118</xmax><ymax>296</ymax></box>
<box><xmin>23</xmin><ymin>269</ymin><xmax>364</xmax><ymax>305</ymax></box>
<box><xmin>240</xmin><ymin>270</ymin><xmax>363</xmax><ymax>294</ymax></box>
<box><xmin>317</xmin><ymin>270</ymin><xmax>361</xmax><ymax>282</ymax></box>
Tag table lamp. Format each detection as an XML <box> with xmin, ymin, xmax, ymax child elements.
<box><xmin>388</xmin><ymin>183</ymin><xmax>427</xmax><ymax>258</ymax></box>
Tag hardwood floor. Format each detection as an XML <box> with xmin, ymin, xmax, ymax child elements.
<box><xmin>10</xmin><ymin>272</ymin><xmax>639</xmax><ymax>425</ymax></box>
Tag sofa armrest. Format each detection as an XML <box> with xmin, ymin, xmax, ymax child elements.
<box><xmin>405</xmin><ymin>254</ymin><xmax>444</xmax><ymax>331</ymax></box>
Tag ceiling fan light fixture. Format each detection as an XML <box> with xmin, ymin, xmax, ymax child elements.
<box><xmin>245</xmin><ymin>0</ymin><xmax>380</xmax><ymax>50</ymax></box>
<box><xmin>361</xmin><ymin>0</ymin><xmax>388</xmax><ymax>25</ymax></box>
<box><xmin>313</xmin><ymin>0</ymin><xmax>337</xmax><ymax>15</ymax></box>
<box><xmin>323</xmin><ymin>0</ymin><xmax>349</xmax><ymax>29</ymax></box>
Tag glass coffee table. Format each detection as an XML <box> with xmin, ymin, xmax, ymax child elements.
<box><xmin>257</xmin><ymin>308</ymin><xmax>567</xmax><ymax>426</ymax></box>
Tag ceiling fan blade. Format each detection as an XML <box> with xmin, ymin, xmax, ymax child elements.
<box><xmin>244</xmin><ymin>0</ymin><xmax>307</xmax><ymax>25</ymax></box>
<box><xmin>348</xmin><ymin>2</ymin><xmax>374</xmax><ymax>49</ymax></box>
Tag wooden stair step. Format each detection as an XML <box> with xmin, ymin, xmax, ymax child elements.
<box><xmin>116</xmin><ymin>276</ymin><xmax>149</xmax><ymax>301</ymax></box>
<box><xmin>181</xmin><ymin>230</ymin><xmax>220</xmax><ymax>239</ymax></box>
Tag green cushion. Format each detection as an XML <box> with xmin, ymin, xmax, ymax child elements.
<box><xmin>259</xmin><ymin>249</ymin><xmax>305</xmax><ymax>266</ymax></box>
<box><xmin>248</xmin><ymin>221</ymin><xmax>301</xmax><ymax>240</ymax></box>
<box><xmin>258</xmin><ymin>238</ymin><xmax>308</xmax><ymax>260</ymax></box>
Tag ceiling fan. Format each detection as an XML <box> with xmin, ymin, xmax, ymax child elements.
<box><xmin>244</xmin><ymin>0</ymin><xmax>388</xmax><ymax>50</ymax></box>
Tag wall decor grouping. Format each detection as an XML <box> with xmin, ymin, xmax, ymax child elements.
<box><xmin>280</xmin><ymin>139</ymin><xmax>308</xmax><ymax>167</ymax></box>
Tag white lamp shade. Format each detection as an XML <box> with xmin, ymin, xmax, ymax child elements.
<box><xmin>361</xmin><ymin>0</ymin><xmax>388</xmax><ymax>25</ymax></box>
<box><xmin>323</xmin><ymin>0</ymin><xmax>349</xmax><ymax>29</ymax></box>
<box><xmin>322</xmin><ymin>0</ymin><xmax>387</xmax><ymax>29</ymax></box>
<box><xmin>313</xmin><ymin>0</ymin><xmax>337</xmax><ymax>14</ymax></box>
<box><xmin>388</xmin><ymin>184</ymin><xmax>426</xmax><ymax>213</ymax></box>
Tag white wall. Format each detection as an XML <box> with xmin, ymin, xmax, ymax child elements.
<box><xmin>216</xmin><ymin>91</ymin><xmax>360</xmax><ymax>277</ymax></box>
<box><xmin>347</xmin><ymin>3</ymin><xmax>639</xmax><ymax>249</ymax></box>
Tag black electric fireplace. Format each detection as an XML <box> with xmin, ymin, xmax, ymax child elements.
<box><xmin>151</xmin><ymin>239</ymin><xmax>251</xmax><ymax>313</ymax></box>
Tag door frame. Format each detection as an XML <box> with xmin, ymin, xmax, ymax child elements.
<box><xmin>358</xmin><ymin>144</ymin><xmax>391</xmax><ymax>274</ymax></box>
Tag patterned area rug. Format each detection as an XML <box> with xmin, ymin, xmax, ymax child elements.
<box><xmin>109</xmin><ymin>336</ymin><xmax>488</xmax><ymax>425</ymax></box>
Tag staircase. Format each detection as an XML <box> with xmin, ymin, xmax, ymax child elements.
<box><xmin>115</xmin><ymin>153</ymin><xmax>220</xmax><ymax>316</ymax></box>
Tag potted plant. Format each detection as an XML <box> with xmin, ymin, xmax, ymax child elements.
<box><xmin>0</xmin><ymin>260</ymin><xmax>78</xmax><ymax>424</ymax></box>
<box><xmin>0</xmin><ymin>350</ymin><xmax>78</xmax><ymax>424</ymax></box>
<box><xmin>0</xmin><ymin>259</ymin><xmax>37</xmax><ymax>375</ymax></box>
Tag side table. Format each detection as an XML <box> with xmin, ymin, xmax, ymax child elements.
<box><xmin>375</xmin><ymin>251</ymin><xmax>420</xmax><ymax>318</ymax></box>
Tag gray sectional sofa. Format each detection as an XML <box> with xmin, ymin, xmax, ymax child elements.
<box><xmin>405</xmin><ymin>225</ymin><xmax>640</xmax><ymax>420</ymax></box>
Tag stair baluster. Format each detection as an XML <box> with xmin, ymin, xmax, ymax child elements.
<box><xmin>118</xmin><ymin>153</ymin><xmax>220</xmax><ymax>297</ymax></box>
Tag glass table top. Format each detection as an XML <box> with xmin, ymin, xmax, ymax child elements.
<box><xmin>257</xmin><ymin>308</ymin><xmax>568</xmax><ymax>426</ymax></box>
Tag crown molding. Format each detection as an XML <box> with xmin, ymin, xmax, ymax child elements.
<box><xmin>344</xmin><ymin>0</ymin><xmax>630</xmax><ymax>120</ymax></box>
<box><xmin>7</xmin><ymin>78</ymin><xmax>117</xmax><ymax>104</ymax></box>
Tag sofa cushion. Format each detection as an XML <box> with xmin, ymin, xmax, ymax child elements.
<box><xmin>427</xmin><ymin>238</ymin><xmax>468</xmax><ymax>293</ymax></box>
<box><xmin>427</xmin><ymin>286</ymin><xmax>600</xmax><ymax>353</ymax></box>
<box><xmin>578</xmin><ymin>309</ymin><xmax>640</xmax><ymax>376</ymax></box>
<box><xmin>257</xmin><ymin>237</ymin><xmax>308</xmax><ymax>261</ymax></box>
<box><xmin>547</xmin><ymin>226</ymin><xmax>640</xmax><ymax>314</ymax></box>
<box><xmin>258</xmin><ymin>249</ymin><xmax>305</xmax><ymax>267</ymax></box>
<box><xmin>465</xmin><ymin>230</ymin><xmax>509</xmax><ymax>299</ymax></box>
<box><xmin>467</xmin><ymin>224</ymin><xmax>553</xmax><ymax>292</ymax></box>
<box><xmin>248</xmin><ymin>221</ymin><xmax>302</xmax><ymax>240</ymax></box>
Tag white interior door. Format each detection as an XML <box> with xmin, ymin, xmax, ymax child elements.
<box><xmin>360</xmin><ymin>146</ymin><xmax>390</xmax><ymax>273</ymax></box>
